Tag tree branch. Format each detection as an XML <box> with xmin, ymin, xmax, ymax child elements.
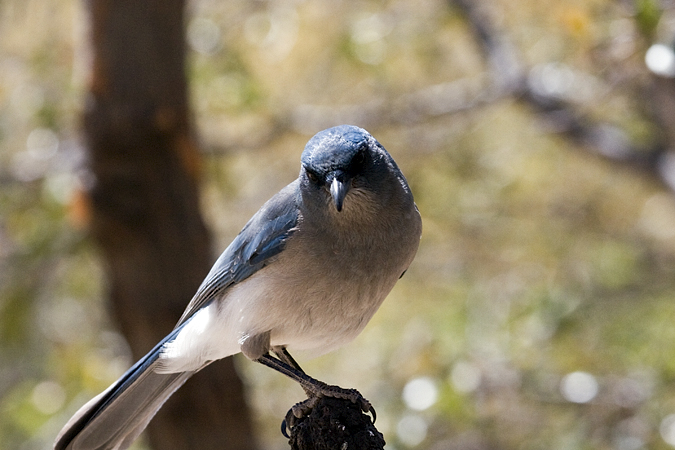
<box><xmin>288</xmin><ymin>397</ymin><xmax>385</xmax><ymax>450</ymax></box>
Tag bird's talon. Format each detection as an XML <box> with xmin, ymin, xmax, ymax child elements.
<box><xmin>280</xmin><ymin>396</ymin><xmax>319</xmax><ymax>437</ymax></box>
<box><xmin>282</xmin><ymin>405</ymin><xmax>301</xmax><ymax>438</ymax></box>
<box><xmin>369</xmin><ymin>405</ymin><xmax>377</xmax><ymax>423</ymax></box>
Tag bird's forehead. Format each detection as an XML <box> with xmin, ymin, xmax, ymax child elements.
<box><xmin>301</xmin><ymin>125</ymin><xmax>371</xmax><ymax>172</ymax></box>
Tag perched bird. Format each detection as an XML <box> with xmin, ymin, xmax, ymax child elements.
<box><xmin>55</xmin><ymin>125</ymin><xmax>422</xmax><ymax>450</ymax></box>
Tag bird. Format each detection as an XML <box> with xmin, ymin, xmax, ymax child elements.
<box><xmin>54</xmin><ymin>124</ymin><xmax>422</xmax><ymax>450</ymax></box>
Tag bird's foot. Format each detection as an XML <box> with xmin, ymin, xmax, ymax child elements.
<box><xmin>281</xmin><ymin>384</ymin><xmax>375</xmax><ymax>438</ymax></box>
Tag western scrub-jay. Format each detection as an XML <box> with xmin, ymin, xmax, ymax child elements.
<box><xmin>54</xmin><ymin>125</ymin><xmax>422</xmax><ymax>450</ymax></box>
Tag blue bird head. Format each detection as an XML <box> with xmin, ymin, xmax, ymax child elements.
<box><xmin>300</xmin><ymin>125</ymin><xmax>389</xmax><ymax>212</ymax></box>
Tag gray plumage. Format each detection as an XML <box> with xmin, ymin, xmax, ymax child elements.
<box><xmin>54</xmin><ymin>125</ymin><xmax>422</xmax><ymax>450</ymax></box>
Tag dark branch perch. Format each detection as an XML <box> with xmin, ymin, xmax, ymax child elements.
<box><xmin>288</xmin><ymin>397</ymin><xmax>385</xmax><ymax>450</ymax></box>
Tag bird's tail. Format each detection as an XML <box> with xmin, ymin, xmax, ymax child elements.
<box><xmin>54</xmin><ymin>326</ymin><xmax>196</xmax><ymax>450</ymax></box>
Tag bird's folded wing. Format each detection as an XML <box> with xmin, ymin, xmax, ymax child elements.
<box><xmin>175</xmin><ymin>181</ymin><xmax>300</xmax><ymax>326</ymax></box>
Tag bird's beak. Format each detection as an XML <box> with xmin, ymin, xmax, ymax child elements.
<box><xmin>329</xmin><ymin>173</ymin><xmax>350</xmax><ymax>212</ymax></box>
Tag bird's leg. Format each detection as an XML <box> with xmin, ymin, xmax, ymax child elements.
<box><xmin>257</xmin><ymin>352</ymin><xmax>371</xmax><ymax>407</ymax></box>
<box><xmin>256</xmin><ymin>352</ymin><xmax>375</xmax><ymax>436</ymax></box>
<box><xmin>272</xmin><ymin>346</ymin><xmax>320</xmax><ymax>398</ymax></box>
<box><xmin>272</xmin><ymin>346</ymin><xmax>305</xmax><ymax>373</ymax></box>
<box><xmin>269</xmin><ymin>347</ymin><xmax>316</xmax><ymax>436</ymax></box>
<box><xmin>272</xmin><ymin>346</ymin><xmax>313</xmax><ymax>396</ymax></box>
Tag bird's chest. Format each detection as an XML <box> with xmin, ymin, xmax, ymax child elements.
<box><xmin>304</xmin><ymin>213</ymin><xmax>407</xmax><ymax>271</ymax></box>
<box><xmin>291</xmin><ymin>227</ymin><xmax>400</xmax><ymax>312</ymax></box>
<box><xmin>256</xmin><ymin>208</ymin><xmax>416</xmax><ymax>352</ymax></box>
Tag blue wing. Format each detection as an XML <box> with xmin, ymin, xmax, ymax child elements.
<box><xmin>176</xmin><ymin>180</ymin><xmax>300</xmax><ymax>326</ymax></box>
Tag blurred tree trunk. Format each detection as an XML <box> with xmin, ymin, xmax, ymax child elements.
<box><xmin>83</xmin><ymin>1</ymin><xmax>256</xmax><ymax>449</ymax></box>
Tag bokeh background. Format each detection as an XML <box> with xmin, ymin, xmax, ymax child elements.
<box><xmin>5</xmin><ymin>0</ymin><xmax>675</xmax><ymax>449</ymax></box>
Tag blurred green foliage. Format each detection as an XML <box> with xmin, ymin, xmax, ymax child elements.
<box><xmin>4</xmin><ymin>1</ymin><xmax>675</xmax><ymax>450</ymax></box>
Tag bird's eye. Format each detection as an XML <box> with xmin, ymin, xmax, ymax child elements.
<box><xmin>305</xmin><ymin>169</ymin><xmax>319</xmax><ymax>183</ymax></box>
<box><xmin>352</xmin><ymin>149</ymin><xmax>366</xmax><ymax>168</ymax></box>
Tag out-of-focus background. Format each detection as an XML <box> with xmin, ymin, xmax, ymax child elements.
<box><xmin>4</xmin><ymin>0</ymin><xmax>675</xmax><ymax>449</ymax></box>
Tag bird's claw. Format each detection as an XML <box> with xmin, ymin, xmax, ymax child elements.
<box><xmin>322</xmin><ymin>386</ymin><xmax>375</xmax><ymax>420</ymax></box>
<box><xmin>368</xmin><ymin>404</ymin><xmax>377</xmax><ymax>423</ymax></box>
<box><xmin>281</xmin><ymin>418</ymin><xmax>290</xmax><ymax>438</ymax></box>
<box><xmin>281</xmin><ymin>396</ymin><xmax>319</xmax><ymax>437</ymax></box>
<box><xmin>279</xmin><ymin>387</ymin><xmax>376</xmax><ymax>438</ymax></box>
